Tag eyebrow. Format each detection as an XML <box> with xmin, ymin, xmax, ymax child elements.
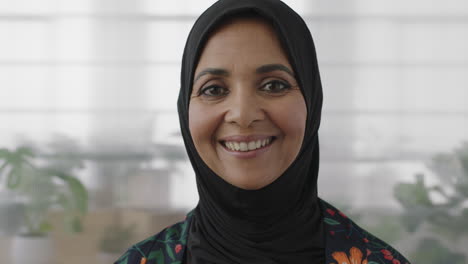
<box><xmin>256</xmin><ymin>64</ymin><xmax>294</xmax><ymax>77</ymax></box>
<box><xmin>193</xmin><ymin>63</ymin><xmax>294</xmax><ymax>82</ymax></box>
<box><xmin>194</xmin><ymin>68</ymin><xmax>229</xmax><ymax>82</ymax></box>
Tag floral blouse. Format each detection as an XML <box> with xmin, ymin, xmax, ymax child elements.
<box><xmin>114</xmin><ymin>199</ymin><xmax>411</xmax><ymax>264</ymax></box>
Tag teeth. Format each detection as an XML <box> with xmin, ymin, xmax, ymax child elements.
<box><xmin>223</xmin><ymin>137</ymin><xmax>274</xmax><ymax>152</ymax></box>
<box><xmin>248</xmin><ymin>141</ymin><xmax>256</xmax><ymax>149</ymax></box>
<box><xmin>240</xmin><ymin>142</ymin><xmax>248</xmax><ymax>151</ymax></box>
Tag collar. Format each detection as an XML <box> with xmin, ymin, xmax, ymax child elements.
<box><xmin>117</xmin><ymin>199</ymin><xmax>410</xmax><ymax>264</ymax></box>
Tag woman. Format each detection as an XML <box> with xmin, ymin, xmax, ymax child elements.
<box><xmin>115</xmin><ymin>0</ymin><xmax>411</xmax><ymax>263</ymax></box>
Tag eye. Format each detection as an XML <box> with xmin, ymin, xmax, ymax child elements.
<box><xmin>199</xmin><ymin>85</ymin><xmax>229</xmax><ymax>97</ymax></box>
<box><xmin>260</xmin><ymin>80</ymin><xmax>292</xmax><ymax>93</ymax></box>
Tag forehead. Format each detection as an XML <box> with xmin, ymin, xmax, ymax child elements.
<box><xmin>196</xmin><ymin>17</ymin><xmax>290</xmax><ymax>69</ymax></box>
<box><xmin>209</xmin><ymin>16</ymin><xmax>277</xmax><ymax>42</ymax></box>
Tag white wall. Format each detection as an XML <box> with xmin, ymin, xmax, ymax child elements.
<box><xmin>0</xmin><ymin>0</ymin><xmax>467</xmax><ymax>246</ymax></box>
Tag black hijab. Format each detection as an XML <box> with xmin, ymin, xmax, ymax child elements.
<box><xmin>177</xmin><ymin>0</ymin><xmax>324</xmax><ymax>263</ymax></box>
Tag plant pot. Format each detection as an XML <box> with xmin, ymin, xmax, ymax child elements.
<box><xmin>11</xmin><ymin>235</ymin><xmax>54</xmax><ymax>264</ymax></box>
<box><xmin>0</xmin><ymin>201</ymin><xmax>24</xmax><ymax>236</ymax></box>
<box><xmin>97</xmin><ymin>251</ymin><xmax>123</xmax><ymax>263</ymax></box>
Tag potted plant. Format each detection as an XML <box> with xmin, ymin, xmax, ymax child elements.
<box><xmin>98</xmin><ymin>221</ymin><xmax>136</xmax><ymax>263</ymax></box>
<box><xmin>0</xmin><ymin>188</ymin><xmax>25</xmax><ymax>236</ymax></box>
<box><xmin>0</xmin><ymin>145</ymin><xmax>88</xmax><ymax>264</ymax></box>
<box><xmin>394</xmin><ymin>142</ymin><xmax>468</xmax><ymax>263</ymax></box>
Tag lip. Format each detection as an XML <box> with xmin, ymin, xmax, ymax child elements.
<box><xmin>218</xmin><ymin>135</ymin><xmax>276</xmax><ymax>159</ymax></box>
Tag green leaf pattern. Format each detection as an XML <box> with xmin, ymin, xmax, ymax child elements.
<box><xmin>115</xmin><ymin>216</ymin><xmax>191</xmax><ymax>264</ymax></box>
<box><xmin>322</xmin><ymin>200</ymin><xmax>411</xmax><ymax>264</ymax></box>
<box><xmin>324</xmin><ymin>217</ymin><xmax>340</xmax><ymax>225</ymax></box>
<box><xmin>115</xmin><ymin>202</ymin><xmax>410</xmax><ymax>264</ymax></box>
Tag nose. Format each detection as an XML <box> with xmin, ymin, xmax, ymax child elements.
<box><xmin>224</xmin><ymin>87</ymin><xmax>265</xmax><ymax>128</ymax></box>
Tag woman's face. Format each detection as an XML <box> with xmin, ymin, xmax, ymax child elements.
<box><xmin>189</xmin><ymin>18</ymin><xmax>307</xmax><ymax>190</ymax></box>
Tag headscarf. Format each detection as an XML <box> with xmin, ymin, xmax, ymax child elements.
<box><xmin>177</xmin><ymin>0</ymin><xmax>324</xmax><ymax>263</ymax></box>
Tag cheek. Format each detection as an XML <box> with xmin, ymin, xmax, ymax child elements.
<box><xmin>188</xmin><ymin>102</ymin><xmax>220</xmax><ymax>151</ymax></box>
<box><xmin>273</xmin><ymin>98</ymin><xmax>307</xmax><ymax>142</ymax></box>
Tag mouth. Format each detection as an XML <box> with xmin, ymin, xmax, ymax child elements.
<box><xmin>220</xmin><ymin>136</ymin><xmax>276</xmax><ymax>152</ymax></box>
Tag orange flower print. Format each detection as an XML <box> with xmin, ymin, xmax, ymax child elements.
<box><xmin>332</xmin><ymin>247</ymin><xmax>368</xmax><ymax>264</ymax></box>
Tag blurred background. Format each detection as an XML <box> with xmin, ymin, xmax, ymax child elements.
<box><xmin>1</xmin><ymin>0</ymin><xmax>467</xmax><ymax>263</ymax></box>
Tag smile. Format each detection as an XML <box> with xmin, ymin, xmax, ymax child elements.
<box><xmin>221</xmin><ymin>137</ymin><xmax>276</xmax><ymax>152</ymax></box>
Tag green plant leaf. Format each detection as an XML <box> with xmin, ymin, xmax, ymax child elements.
<box><xmin>0</xmin><ymin>148</ymin><xmax>9</xmax><ymax>156</ymax></box>
<box><xmin>7</xmin><ymin>168</ymin><xmax>21</xmax><ymax>189</ymax></box>
<box><xmin>1</xmin><ymin>147</ymin><xmax>36</xmax><ymax>190</ymax></box>
<box><xmin>51</xmin><ymin>170</ymin><xmax>88</xmax><ymax>214</ymax></box>
<box><xmin>394</xmin><ymin>174</ymin><xmax>433</xmax><ymax>208</ymax></box>
<box><xmin>64</xmin><ymin>215</ymin><xmax>83</xmax><ymax>233</ymax></box>
<box><xmin>411</xmin><ymin>238</ymin><xmax>465</xmax><ymax>264</ymax></box>
<box><xmin>16</xmin><ymin>146</ymin><xmax>34</xmax><ymax>157</ymax></box>
<box><xmin>1</xmin><ymin>145</ymin><xmax>89</xmax><ymax>236</ymax></box>
<box><xmin>365</xmin><ymin>214</ymin><xmax>403</xmax><ymax>244</ymax></box>
<box><xmin>39</xmin><ymin>221</ymin><xmax>53</xmax><ymax>233</ymax></box>
<box><xmin>455</xmin><ymin>142</ymin><xmax>468</xmax><ymax>176</ymax></box>
<box><xmin>0</xmin><ymin>161</ymin><xmax>7</xmax><ymax>173</ymax></box>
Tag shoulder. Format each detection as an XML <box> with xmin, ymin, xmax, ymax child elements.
<box><xmin>319</xmin><ymin>199</ymin><xmax>411</xmax><ymax>264</ymax></box>
<box><xmin>114</xmin><ymin>210</ymin><xmax>194</xmax><ymax>264</ymax></box>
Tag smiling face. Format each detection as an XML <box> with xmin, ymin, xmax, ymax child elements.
<box><xmin>188</xmin><ymin>17</ymin><xmax>307</xmax><ymax>190</ymax></box>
